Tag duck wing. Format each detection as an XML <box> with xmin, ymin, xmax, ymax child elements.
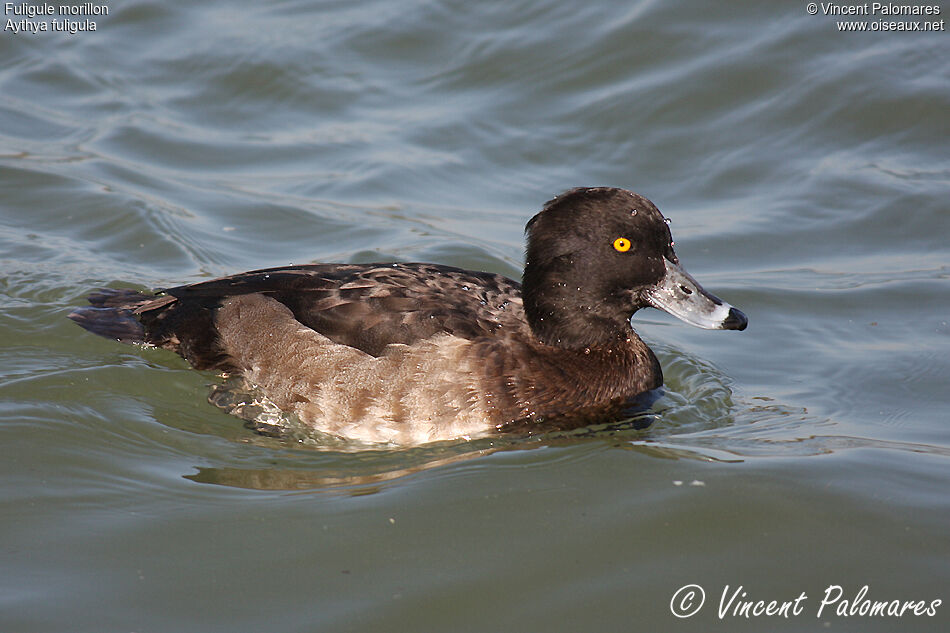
<box><xmin>81</xmin><ymin>263</ymin><xmax>526</xmax><ymax>368</ymax></box>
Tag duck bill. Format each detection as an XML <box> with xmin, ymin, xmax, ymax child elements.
<box><xmin>644</xmin><ymin>258</ymin><xmax>747</xmax><ymax>330</ymax></box>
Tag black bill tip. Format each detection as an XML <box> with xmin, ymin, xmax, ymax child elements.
<box><xmin>722</xmin><ymin>307</ymin><xmax>748</xmax><ymax>331</ymax></box>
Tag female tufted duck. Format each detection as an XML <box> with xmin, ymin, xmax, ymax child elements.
<box><xmin>69</xmin><ymin>187</ymin><xmax>747</xmax><ymax>444</ymax></box>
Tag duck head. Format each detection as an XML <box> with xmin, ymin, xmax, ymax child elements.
<box><xmin>522</xmin><ymin>187</ymin><xmax>747</xmax><ymax>350</ymax></box>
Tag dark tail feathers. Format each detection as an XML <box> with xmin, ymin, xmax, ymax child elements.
<box><xmin>68</xmin><ymin>288</ymin><xmax>154</xmax><ymax>343</ymax></box>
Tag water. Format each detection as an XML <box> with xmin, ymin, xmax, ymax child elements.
<box><xmin>2</xmin><ymin>1</ymin><xmax>949</xmax><ymax>631</ymax></box>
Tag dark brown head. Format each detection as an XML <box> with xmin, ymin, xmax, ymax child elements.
<box><xmin>522</xmin><ymin>187</ymin><xmax>746</xmax><ymax>349</ymax></box>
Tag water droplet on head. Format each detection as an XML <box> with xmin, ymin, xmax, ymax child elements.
<box><xmin>664</xmin><ymin>217</ymin><xmax>671</xmax><ymax>224</ymax></box>
<box><xmin>631</xmin><ymin>209</ymin><xmax>638</xmax><ymax>216</ymax></box>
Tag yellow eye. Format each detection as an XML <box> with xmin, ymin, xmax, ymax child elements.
<box><xmin>613</xmin><ymin>237</ymin><xmax>631</xmax><ymax>252</ymax></box>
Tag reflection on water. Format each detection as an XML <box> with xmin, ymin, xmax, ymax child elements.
<box><xmin>183</xmin><ymin>431</ymin><xmax>751</xmax><ymax>491</ymax></box>
<box><xmin>185</xmin><ymin>443</ymin><xmax>499</xmax><ymax>491</ymax></box>
<box><xmin>184</xmin><ymin>431</ymin><xmax>760</xmax><ymax>496</ymax></box>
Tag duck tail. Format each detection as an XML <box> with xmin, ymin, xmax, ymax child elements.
<box><xmin>67</xmin><ymin>288</ymin><xmax>153</xmax><ymax>343</ymax></box>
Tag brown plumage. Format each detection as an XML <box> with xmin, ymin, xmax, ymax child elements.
<box><xmin>69</xmin><ymin>187</ymin><xmax>747</xmax><ymax>444</ymax></box>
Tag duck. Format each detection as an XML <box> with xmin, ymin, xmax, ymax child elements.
<box><xmin>69</xmin><ymin>187</ymin><xmax>747</xmax><ymax>444</ymax></box>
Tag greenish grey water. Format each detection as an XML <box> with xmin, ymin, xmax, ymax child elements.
<box><xmin>2</xmin><ymin>1</ymin><xmax>949</xmax><ymax>631</ymax></box>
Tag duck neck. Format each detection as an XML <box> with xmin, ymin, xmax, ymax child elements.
<box><xmin>522</xmin><ymin>262</ymin><xmax>633</xmax><ymax>351</ymax></box>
